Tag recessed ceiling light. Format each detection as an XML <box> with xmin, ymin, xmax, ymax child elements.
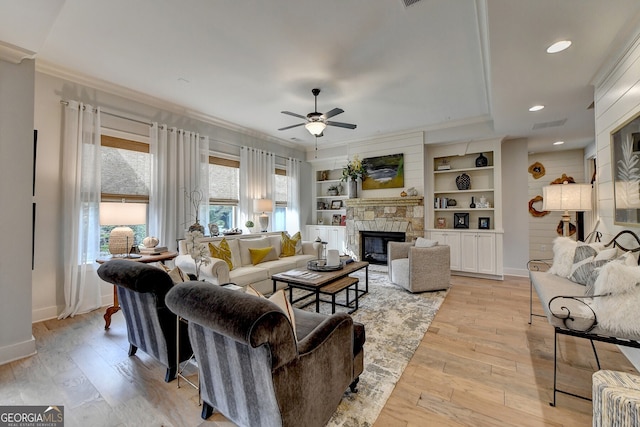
<box><xmin>547</xmin><ymin>40</ymin><xmax>572</xmax><ymax>54</ymax></box>
<box><xmin>529</xmin><ymin>105</ymin><xmax>545</xmax><ymax>112</ymax></box>
<box><xmin>553</xmin><ymin>141</ymin><xmax>565</xmax><ymax>146</ymax></box>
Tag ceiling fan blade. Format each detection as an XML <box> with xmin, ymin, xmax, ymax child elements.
<box><xmin>326</xmin><ymin>120</ymin><xmax>357</xmax><ymax>130</ymax></box>
<box><xmin>281</xmin><ymin>111</ymin><xmax>307</xmax><ymax>120</ymax></box>
<box><xmin>322</xmin><ymin>108</ymin><xmax>344</xmax><ymax>119</ymax></box>
<box><xmin>278</xmin><ymin>123</ymin><xmax>305</xmax><ymax>131</ymax></box>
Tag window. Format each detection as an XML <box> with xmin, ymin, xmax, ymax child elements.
<box><xmin>100</xmin><ymin>135</ymin><xmax>150</xmax><ymax>254</ymax></box>
<box><xmin>274</xmin><ymin>168</ymin><xmax>289</xmax><ymax>231</ymax></box>
<box><xmin>208</xmin><ymin>156</ymin><xmax>239</xmax><ymax>230</ymax></box>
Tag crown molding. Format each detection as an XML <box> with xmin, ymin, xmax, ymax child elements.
<box><xmin>35</xmin><ymin>59</ymin><xmax>301</xmax><ymax>150</ymax></box>
<box><xmin>0</xmin><ymin>41</ymin><xmax>36</xmax><ymax>64</ymax></box>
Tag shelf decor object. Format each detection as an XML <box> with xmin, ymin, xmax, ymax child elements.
<box><xmin>456</xmin><ymin>173</ymin><xmax>471</xmax><ymax>190</ymax></box>
<box><xmin>542</xmin><ymin>182</ymin><xmax>592</xmax><ymax>236</ymax></box>
<box><xmin>475</xmin><ymin>153</ymin><xmax>488</xmax><ymax>167</ymax></box>
<box><xmin>454</xmin><ymin>212</ymin><xmax>469</xmax><ymax>229</ymax></box>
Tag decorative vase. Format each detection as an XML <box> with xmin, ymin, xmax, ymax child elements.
<box><xmin>448</xmin><ymin>199</ymin><xmax>457</xmax><ymax>207</ymax></box>
<box><xmin>328</xmin><ymin>189</ymin><xmax>338</xmax><ymax>196</ymax></box>
<box><xmin>475</xmin><ymin>153</ymin><xmax>488</xmax><ymax>167</ymax></box>
<box><xmin>189</xmin><ymin>220</ymin><xmax>205</xmax><ymax>234</ymax></box>
<box><xmin>208</xmin><ymin>223</ymin><xmax>219</xmax><ymax>236</ymax></box>
<box><xmin>348</xmin><ymin>178</ymin><xmax>357</xmax><ymax>198</ymax></box>
<box><xmin>470</xmin><ymin>197</ymin><xmax>476</xmax><ymax>208</ymax></box>
<box><xmin>337</xmin><ymin>183</ymin><xmax>344</xmax><ymax>195</ymax></box>
<box><xmin>456</xmin><ymin>173</ymin><xmax>471</xmax><ymax>190</ymax></box>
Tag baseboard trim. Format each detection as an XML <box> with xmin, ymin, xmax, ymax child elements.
<box><xmin>32</xmin><ymin>305</ymin><xmax>61</xmax><ymax>323</ymax></box>
<box><xmin>503</xmin><ymin>267</ymin><xmax>529</xmax><ymax>277</ymax></box>
<box><xmin>0</xmin><ymin>336</ymin><xmax>36</xmax><ymax>365</ymax></box>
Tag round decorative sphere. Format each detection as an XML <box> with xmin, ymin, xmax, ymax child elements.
<box><xmin>142</xmin><ymin>236</ymin><xmax>159</xmax><ymax>248</ymax></box>
<box><xmin>456</xmin><ymin>173</ymin><xmax>471</xmax><ymax>190</ymax></box>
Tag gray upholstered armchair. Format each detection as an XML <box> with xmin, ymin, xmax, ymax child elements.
<box><xmin>388</xmin><ymin>241</ymin><xmax>451</xmax><ymax>292</ymax></box>
<box><xmin>97</xmin><ymin>259</ymin><xmax>193</xmax><ymax>382</ymax></box>
<box><xmin>165</xmin><ymin>282</ymin><xmax>365</xmax><ymax>427</ymax></box>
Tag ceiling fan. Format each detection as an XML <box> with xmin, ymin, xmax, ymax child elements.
<box><xmin>278</xmin><ymin>88</ymin><xmax>357</xmax><ymax>136</ymax></box>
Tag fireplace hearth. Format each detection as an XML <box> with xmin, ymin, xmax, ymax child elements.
<box><xmin>360</xmin><ymin>231</ymin><xmax>405</xmax><ymax>265</ymax></box>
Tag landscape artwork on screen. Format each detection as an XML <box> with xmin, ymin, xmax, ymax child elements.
<box><xmin>362</xmin><ymin>153</ymin><xmax>404</xmax><ymax>190</ymax></box>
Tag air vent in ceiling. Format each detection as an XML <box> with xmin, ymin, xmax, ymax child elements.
<box><xmin>401</xmin><ymin>0</ymin><xmax>423</xmax><ymax>7</ymax></box>
<box><xmin>532</xmin><ymin>118</ymin><xmax>567</xmax><ymax>130</ymax></box>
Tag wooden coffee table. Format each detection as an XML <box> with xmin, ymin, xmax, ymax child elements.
<box><xmin>271</xmin><ymin>260</ymin><xmax>369</xmax><ymax>313</ymax></box>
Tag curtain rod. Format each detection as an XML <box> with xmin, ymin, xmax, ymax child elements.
<box><xmin>59</xmin><ymin>99</ymin><xmax>299</xmax><ymax>163</ymax></box>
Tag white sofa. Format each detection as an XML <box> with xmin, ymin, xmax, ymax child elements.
<box><xmin>175</xmin><ymin>233</ymin><xmax>317</xmax><ymax>294</ymax></box>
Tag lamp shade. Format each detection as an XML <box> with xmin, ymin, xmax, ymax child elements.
<box><xmin>305</xmin><ymin>121</ymin><xmax>326</xmax><ymax>136</ymax></box>
<box><xmin>253</xmin><ymin>198</ymin><xmax>273</xmax><ymax>213</ymax></box>
<box><xmin>99</xmin><ymin>202</ymin><xmax>147</xmax><ymax>225</ymax></box>
<box><xmin>542</xmin><ymin>183</ymin><xmax>592</xmax><ymax>212</ymax></box>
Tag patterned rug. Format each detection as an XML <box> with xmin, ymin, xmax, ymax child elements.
<box><xmin>295</xmin><ymin>266</ymin><xmax>447</xmax><ymax>427</ymax></box>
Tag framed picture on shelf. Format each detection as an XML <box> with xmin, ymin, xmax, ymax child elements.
<box><xmin>331</xmin><ymin>200</ymin><xmax>342</xmax><ymax>209</ymax></box>
<box><xmin>436</xmin><ymin>217</ymin><xmax>446</xmax><ymax>229</ymax></box>
<box><xmin>478</xmin><ymin>217</ymin><xmax>490</xmax><ymax>229</ymax></box>
<box><xmin>340</xmin><ymin>215</ymin><xmax>346</xmax><ymax>226</ymax></box>
<box><xmin>317</xmin><ymin>201</ymin><xmax>326</xmax><ymax>210</ymax></box>
<box><xmin>332</xmin><ymin>214</ymin><xmax>341</xmax><ymax>226</ymax></box>
<box><xmin>454</xmin><ymin>212</ymin><xmax>469</xmax><ymax>229</ymax></box>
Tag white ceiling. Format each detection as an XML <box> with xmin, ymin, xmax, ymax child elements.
<box><xmin>2</xmin><ymin>0</ymin><xmax>640</xmax><ymax>153</ymax></box>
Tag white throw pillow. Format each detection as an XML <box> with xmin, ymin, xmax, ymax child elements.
<box><xmin>246</xmin><ymin>286</ymin><xmax>297</xmax><ymax>339</ymax></box>
<box><xmin>415</xmin><ymin>237</ymin><xmax>438</xmax><ymax>248</ymax></box>
<box><xmin>547</xmin><ymin>237</ymin><xmax>577</xmax><ymax>278</ymax></box>
<box><xmin>592</xmin><ymin>261</ymin><xmax>640</xmax><ymax>338</ymax></box>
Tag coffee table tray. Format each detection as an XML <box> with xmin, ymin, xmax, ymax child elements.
<box><xmin>307</xmin><ymin>259</ymin><xmax>344</xmax><ymax>271</ymax></box>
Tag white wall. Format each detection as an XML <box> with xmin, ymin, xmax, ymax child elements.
<box><xmin>32</xmin><ymin>70</ymin><xmax>308</xmax><ymax>322</ymax></box>
<box><xmin>0</xmin><ymin>58</ymin><xmax>36</xmax><ymax>364</ymax></box>
<box><xmin>528</xmin><ymin>149</ymin><xmax>586</xmax><ymax>261</ymax></box>
<box><xmin>593</xmin><ymin>30</ymin><xmax>640</xmax><ymax>369</ymax></box>
<box><xmin>501</xmin><ymin>138</ymin><xmax>529</xmax><ymax>276</ymax></box>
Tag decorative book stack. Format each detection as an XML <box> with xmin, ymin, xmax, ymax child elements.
<box><xmin>140</xmin><ymin>246</ymin><xmax>168</xmax><ymax>255</ymax></box>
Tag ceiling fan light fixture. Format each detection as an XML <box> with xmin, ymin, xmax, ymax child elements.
<box><xmin>305</xmin><ymin>121</ymin><xmax>326</xmax><ymax>136</ymax></box>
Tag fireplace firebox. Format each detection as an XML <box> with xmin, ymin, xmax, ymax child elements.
<box><xmin>360</xmin><ymin>231</ymin><xmax>406</xmax><ymax>265</ymax></box>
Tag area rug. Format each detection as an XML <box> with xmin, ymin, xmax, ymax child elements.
<box><xmin>295</xmin><ymin>267</ymin><xmax>447</xmax><ymax>427</ymax></box>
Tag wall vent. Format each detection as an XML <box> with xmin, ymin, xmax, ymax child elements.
<box><xmin>532</xmin><ymin>118</ymin><xmax>567</xmax><ymax>130</ymax></box>
<box><xmin>401</xmin><ymin>0</ymin><xmax>423</xmax><ymax>7</ymax></box>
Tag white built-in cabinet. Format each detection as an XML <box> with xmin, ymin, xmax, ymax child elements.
<box><xmin>426</xmin><ymin>138</ymin><xmax>504</xmax><ymax>279</ymax></box>
<box><xmin>304</xmin><ymin>163</ymin><xmax>348</xmax><ymax>252</ymax></box>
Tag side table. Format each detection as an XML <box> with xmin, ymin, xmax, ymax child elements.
<box><xmin>96</xmin><ymin>251</ymin><xmax>178</xmax><ymax>329</ymax></box>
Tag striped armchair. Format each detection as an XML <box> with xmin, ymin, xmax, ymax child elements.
<box><xmin>166</xmin><ymin>281</ymin><xmax>365</xmax><ymax>427</ymax></box>
<box><xmin>97</xmin><ymin>259</ymin><xmax>192</xmax><ymax>382</ymax></box>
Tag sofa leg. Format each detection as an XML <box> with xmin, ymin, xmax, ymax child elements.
<box><xmin>201</xmin><ymin>402</ymin><xmax>214</xmax><ymax>419</ymax></box>
<box><xmin>165</xmin><ymin>366</ymin><xmax>177</xmax><ymax>383</ymax></box>
<box><xmin>128</xmin><ymin>344</ymin><xmax>137</xmax><ymax>357</ymax></box>
<box><xmin>349</xmin><ymin>377</ymin><xmax>360</xmax><ymax>393</ymax></box>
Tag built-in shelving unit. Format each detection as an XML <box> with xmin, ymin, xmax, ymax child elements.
<box><xmin>314</xmin><ymin>169</ymin><xmax>347</xmax><ymax>227</ymax></box>
<box><xmin>426</xmin><ymin>138</ymin><xmax>503</xmax><ymax>279</ymax></box>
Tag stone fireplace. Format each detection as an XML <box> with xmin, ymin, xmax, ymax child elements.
<box><xmin>345</xmin><ymin>196</ymin><xmax>424</xmax><ymax>260</ymax></box>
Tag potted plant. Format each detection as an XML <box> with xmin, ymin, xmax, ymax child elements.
<box><xmin>245</xmin><ymin>220</ymin><xmax>254</xmax><ymax>231</ymax></box>
<box><xmin>327</xmin><ymin>185</ymin><xmax>339</xmax><ymax>196</ymax></box>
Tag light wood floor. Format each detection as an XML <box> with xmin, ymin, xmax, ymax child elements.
<box><xmin>376</xmin><ymin>274</ymin><xmax>638</xmax><ymax>426</ymax></box>
<box><xmin>0</xmin><ymin>275</ymin><xmax>636</xmax><ymax>426</ymax></box>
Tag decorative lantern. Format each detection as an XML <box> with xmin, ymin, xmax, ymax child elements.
<box><xmin>313</xmin><ymin>236</ymin><xmax>328</xmax><ymax>265</ymax></box>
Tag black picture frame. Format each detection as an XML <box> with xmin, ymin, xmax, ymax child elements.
<box><xmin>331</xmin><ymin>200</ymin><xmax>342</xmax><ymax>209</ymax></box>
<box><xmin>454</xmin><ymin>212</ymin><xmax>469</xmax><ymax>229</ymax></box>
<box><xmin>478</xmin><ymin>217</ymin><xmax>490</xmax><ymax>229</ymax></box>
<box><xmin>332</xmin><ymin>214</ymin><xmax>341</xmax><ymax>226</ymax></box>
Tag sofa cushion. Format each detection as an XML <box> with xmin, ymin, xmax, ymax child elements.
<box><xmin>281</xmin><ymin>231</ymin><xmax>302</xmax><ymax>257</ymax></box>
<box><xmin>209</xmin><ymin>238</ymin><xmax>234</xmax><ymax>270</ymax></box>
<box><xmin>259</xmin><ymin>258</ymin><xmax>299</xmax><ymax>276</ymax></box>
<box><xmin>548</xmin><ymin>237</ymin><xmax>578</xmax><ymax>278</ymax></box>
<box><xmin>238</xmin><ymin>237</ymin><xmax>271</xmax><ymax>266</ymax></box>
<box><xmin>294</xmin><ymin>254</ymin><xmax>317</xmax><ymax>269</ymax></box>
<box><xmin>268</xmin><ymin>235</ymin><xmax>283</xmax><ymax>257</ymax></box>
<box><xmin>249</xmin><ymin>246</ymin><xmax>279</xmax><ymax>265</ymax></box>
<box><xmin>415</xmin><ymin>237</ymin><xmax>438</xmax><ymax>248</ymax></box>
<box><xmin>246</xmin><ymin>286</ymin><xmax>297</xmax><ymax>339</ymax></box>
<box><xmin>229</xmin><ymin>265</ymin><xmax>270</xmax><ymax>286</ymax></box>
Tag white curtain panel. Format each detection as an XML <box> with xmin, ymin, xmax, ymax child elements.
<box><xmin>149</xmin><ymin>124</ymin><xmax>209</xmax><ymax>249</ymax></box>
<box><xmin>239</xmin><ymin>147</ymin><xmax>275</xmax><ymax>229</ymax></box>
<box><xmin>286</xmin><ymin>157</ymin><xmax>301</xmax><ymax>233</ymax></box>
<box><xmin>59</xmin><ymin>101</ymin><xmax>102</xmax><ymax>319</ymax></box>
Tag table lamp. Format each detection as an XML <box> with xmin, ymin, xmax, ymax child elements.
<box><xmin>542</xmin><ymin>182</ymin><xmax>592</xmax><ymax>237</ymax></box>
<box><xmin>100</xmin><ymin>201</ymin><xmax>147</xmax><ymax>257</ymax></box>
<box><xmin>253</xmin><ymin>199</ymin><xmax>273</xmax><ymax>232</ymax></box>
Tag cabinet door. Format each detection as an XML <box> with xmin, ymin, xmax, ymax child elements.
<box><xmin>430</xmin><ymin>231</ymin><xmax>461</xmax><ymax>271</ymax></box>
<box><xmin>327</xmin><ymin>226</ymin><xmax>346</xmax><ymax>252</ymax></box>
<box><xmin>476</xmin><ymin>233</ymin><xmax>496</xmax><ymax>275</ymax></box>
<box><xmin>460</xmin><ymin>232</ymin><xmax>478</xmax><ymax>273</ymax></box>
